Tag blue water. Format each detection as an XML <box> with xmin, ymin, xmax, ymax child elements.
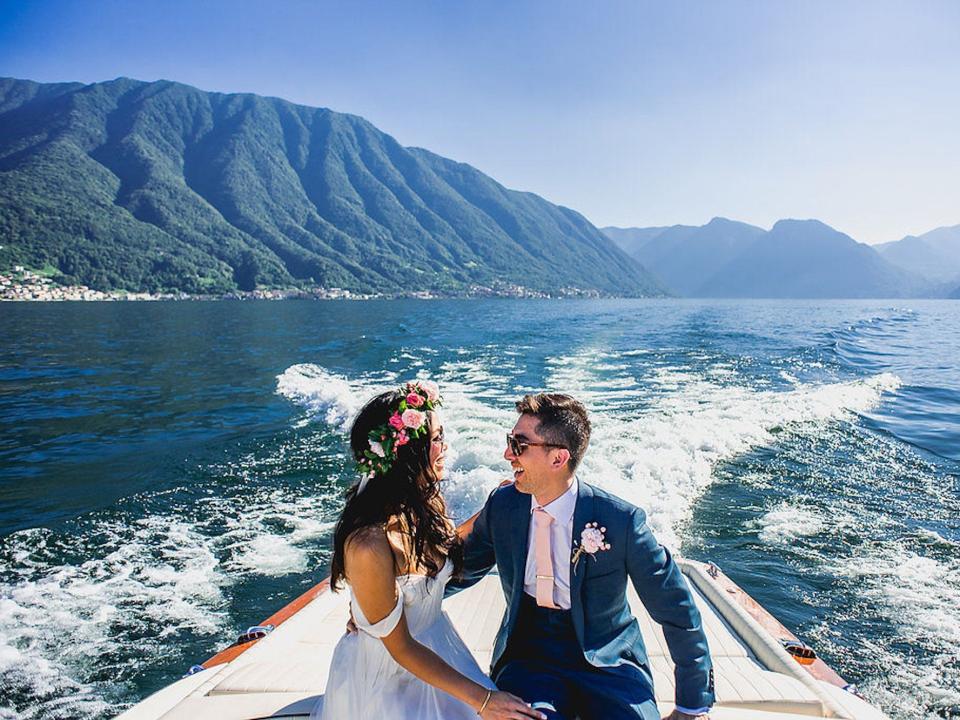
<box><xmin>0</xmin><ymin>299</ymin><xmax>958</xmax><ymax>719</ymax></box>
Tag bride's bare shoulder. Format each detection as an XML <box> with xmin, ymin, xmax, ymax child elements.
<box><xmin>345</xmin><ymin>525</ymin><xmax>393</xmax><ymax>569</ymax></box>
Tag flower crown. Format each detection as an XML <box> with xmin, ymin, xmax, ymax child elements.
<box><xmin>357</xmin><ymin>380</ymin><xmax>442</xmax><ymax>480</ymax></box>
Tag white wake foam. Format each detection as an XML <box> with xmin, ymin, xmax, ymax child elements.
<box><xmin>276</xmin><ymin>364</ymin><xmax>394</xmax><ymax>428</ymax></box>
<box><xmin>278</xmin><ymin>358</ymin><xmax>901</xmax><ymax>550</ymax></box>
<box><xmin>753</xmin><ymin>503</ymin><xmax>826</xmax><ymax>544</ymax></box>
<box><xmin>0</xmin><ymin>464</ymin><xmax>341</xmax><ymax>719</ymax></box>
<box><xmin>829</xmin><ymin>540</ymin><xmax>960</xmax><ymax>715</ymax></box>
<box><xmin>215</xmin><ymin>493</ymin><xmax>337</xmax><ymax>577</ymax></box>
<box><xmin>544</xmin><ymin>349</ymin><xmax>900</xmax><ymax>547</ymax></box>
<box><xmin>0</xmin><ymin>518</ymin><xmax>226</xmax><ymax>719</ymax></box>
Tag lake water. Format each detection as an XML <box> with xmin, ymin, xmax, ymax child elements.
<box><xmin>1</xmin><ymin>299</ymin><xmax>958</xmax><ymax>719</ymax></box>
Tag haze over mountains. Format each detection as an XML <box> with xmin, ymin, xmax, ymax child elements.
<box><xmin>0</xmin><ymin>77</ymin><xmax>662</xmax><ymax>296</ymax></box>
<box><xmin>602</xmin><ymin>219</ymin><xmax>960</xmax><ymax>298</ymax></box>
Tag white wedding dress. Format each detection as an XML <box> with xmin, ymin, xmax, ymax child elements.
<box><xmin>313</xmin><ymin>558</ymin><xmax>496</xmax><ymax>719</ymax></box>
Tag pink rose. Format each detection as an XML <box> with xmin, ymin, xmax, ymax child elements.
<box><xmin>395</xmin><ymin>431</ymin><xmax>409</xmax><ymax>447</ymax></box>
<box><xmin>388</xmin><ymin>413</ymin><xmax>405</xmax><ymax>430</ymax></box>
<box><xmin>406</xmin><ymin>392</ymin><xmax>424</xmax><ymax>408</ymax></box>
<box><xmin>401</xmin><ymin>408</ymin><xmax>425</xmax><ymax>429</ymax></box>
<box><xmin>418</xmin><ymin>380</ymin><xmax>440</xmax><ymax>402</ymax></box>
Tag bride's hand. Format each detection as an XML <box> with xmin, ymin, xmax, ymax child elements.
<box><xmin>479</xmin><ymin>690</ymin><xmax>547</xmax><ymax>719</ymax></box>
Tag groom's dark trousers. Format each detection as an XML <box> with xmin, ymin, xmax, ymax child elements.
<box><xmin>495</xmin><ymin>594</ymin><xmax>659</xmax><ymax>720</ymax></box>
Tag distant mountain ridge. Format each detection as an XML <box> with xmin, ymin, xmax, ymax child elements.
<box><xmin>874</xmin><ymin>224</ymin><xmax>960</xmax><ymax>285</ymax></box>
<box><xmin>603</xmin><ymin>218</ymin><xmax>951</xmax><ymax>298</ymax></box>
<box><xmin>606</xmin><ymin>217</ymin><xmax>766</xmax><ymax>296</ymax></box>
<box><xmin>0</xmin><ymin>77</ymin><xmax>663</xmax><ymax>296</ymax></box>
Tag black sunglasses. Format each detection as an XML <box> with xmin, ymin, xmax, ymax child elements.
<box><xmin>506</xmin><ymin>433</ymin><xmax>566</xmax><ymax>457</ymax></box>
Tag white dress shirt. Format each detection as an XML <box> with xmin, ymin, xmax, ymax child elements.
<box><xmin>523</xmin><ymin>479</ymin><xmax>578</xmax><ymax>610</ymax></box>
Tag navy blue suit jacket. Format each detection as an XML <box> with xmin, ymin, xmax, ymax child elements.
<box><xmin>447</xmin><ymin>480</ymin><xmax>715</xmax><ymax>710</ymax></box>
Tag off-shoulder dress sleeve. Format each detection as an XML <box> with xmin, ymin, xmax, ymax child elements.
<box><xmin>354</xmin><ymin>586</ymin><xmax>404</xmax><ymax>638</ymax></box>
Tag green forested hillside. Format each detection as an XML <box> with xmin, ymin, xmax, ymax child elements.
<box><xmin>0</xmin><ymin>77</ymin><xmax>663</xmax><ymax>296</ymax></box>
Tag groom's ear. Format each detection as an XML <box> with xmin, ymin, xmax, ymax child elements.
<box><xmin>551</xmin><ymin>448</ymin><xmax>571</xmax><ymax>469</ymax></box>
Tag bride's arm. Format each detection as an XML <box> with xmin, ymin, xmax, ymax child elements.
<box><xmin>345</xmin><ymin>532</ymin><xmax>544</xmax><ymax>720</ymax></box>
<box><xmin>456</xmin><ymin>510</ymin><xmax>480</xmax><ymax>539</ymax></box>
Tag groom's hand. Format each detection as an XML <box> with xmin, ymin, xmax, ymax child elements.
<box><xmin>663</xmin><ymin>711</ymin><xmax>710</xmax><ymax>720</ymax></box>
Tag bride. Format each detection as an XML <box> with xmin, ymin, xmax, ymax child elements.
<box><xmin>315</xmin><ymin>381</ymin><xmax>544</xmax><ymax>720</ymax></box>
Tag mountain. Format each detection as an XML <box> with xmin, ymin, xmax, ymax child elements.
<box><xmin>950</xmin><ymin>284</ymin><xmax>960</xmax><ymax>299</ymax></box>
<box><xmin>699</xmin><ymin>219</ymin><xmax>920</xmax><ymax>298</ymax></box>
<box><xmin>599</xmin><ymin>225</ymin><xmax>670</xmax><ymax>257</ymax></box>
<box><xmin>875</xmin><ymin>224</ymin><xmax>960</xmax><ymax>285</ymax></box>
<box><xmin>0</xmin><ymin>77</ymin><xmax>663</xmax><ymax>296</ymax></box>
<box><xmin>604</xmin><ymin>218</ymin><xmax>925</xmax><ymax>297</ymax></box>
<box><xmin>605</xmin><ymin>217</ymin><xmax>765</xmax><ymax>296</ymax></box>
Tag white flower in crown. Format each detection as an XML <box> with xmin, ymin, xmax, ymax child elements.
<box><xmin>572</xmin><ymin>522</ymin><xmax>610</xmax><ymax>569</ymax></box>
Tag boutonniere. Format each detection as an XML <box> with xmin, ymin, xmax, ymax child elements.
<box><xmin>571</xmin><ymin>522</ymin><xmax>611</xmax><ymax>570</ymax></box>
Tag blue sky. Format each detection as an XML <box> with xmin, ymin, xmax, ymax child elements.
<box><xmin>1</xmin><ymin>0</ymin><xmax>958</xmax><ymax>243</ymax></box>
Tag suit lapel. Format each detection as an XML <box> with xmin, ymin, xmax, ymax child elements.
<box><xmin>569</xmin><ymin>479</ymin><xmax>595</xmax><ymax>623</ymax></box>
<box><xmin>511</xmin><ymin>487</ymin><xmax>532</xmax><ymax>603</ymax></box>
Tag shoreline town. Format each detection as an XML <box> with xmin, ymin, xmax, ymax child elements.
<box><xmin>0</xmin><ymin>266</ymin><xmax>601</xmax><ymax>301</ymax></box>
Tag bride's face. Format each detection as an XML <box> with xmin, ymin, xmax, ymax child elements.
<box><xmin>427</xmin><ymin>411</ymin><xmax>447</xmax><ymax>479</ymax></box>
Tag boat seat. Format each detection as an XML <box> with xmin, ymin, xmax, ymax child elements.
<box><xmin>207</xmin><ymin>573</ymin><xmax>827</xmax><ymax>716</ymax></box>
<box><xmin>632</xmin><ymin>583</ymin><xmax>752</xmax><ymax>659</ymax></box>
<box><xmin>651</xmin><ymin>656</ymin><xmax>825</xmax><ymax>715</ymax></box>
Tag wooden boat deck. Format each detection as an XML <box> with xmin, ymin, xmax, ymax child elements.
<box><xmin>117</xmin><ymin>561</ymin><xmax>890</xmax><ymax>720</ymax></box>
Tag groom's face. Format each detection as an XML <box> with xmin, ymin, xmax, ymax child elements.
<box><xmin>504</xmin><ymin>413</ymin><xmax>555</xmax><ymax>496</ymax></box>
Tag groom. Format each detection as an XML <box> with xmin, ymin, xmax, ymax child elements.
<box><xmin>448</xmin><ymin>393</ymin><xmax>713</xmax><ymax>720</ymax></box>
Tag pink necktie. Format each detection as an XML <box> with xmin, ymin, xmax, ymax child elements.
<box><xmin>533</xmin><ymin>507</ymin><xmax>558</xmax><ymax>608</ymax></box>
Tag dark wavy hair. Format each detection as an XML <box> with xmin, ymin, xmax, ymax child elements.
<box><xmin>330</xmin><ymin>390</ymin><xmax>461</xmax><ymax>590</ymax></box>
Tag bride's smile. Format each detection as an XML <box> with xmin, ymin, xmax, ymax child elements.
<box><xmin>429</xmin><ymin>415</ymin><xmax>447</xmax><ymax>478</ymax></box>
